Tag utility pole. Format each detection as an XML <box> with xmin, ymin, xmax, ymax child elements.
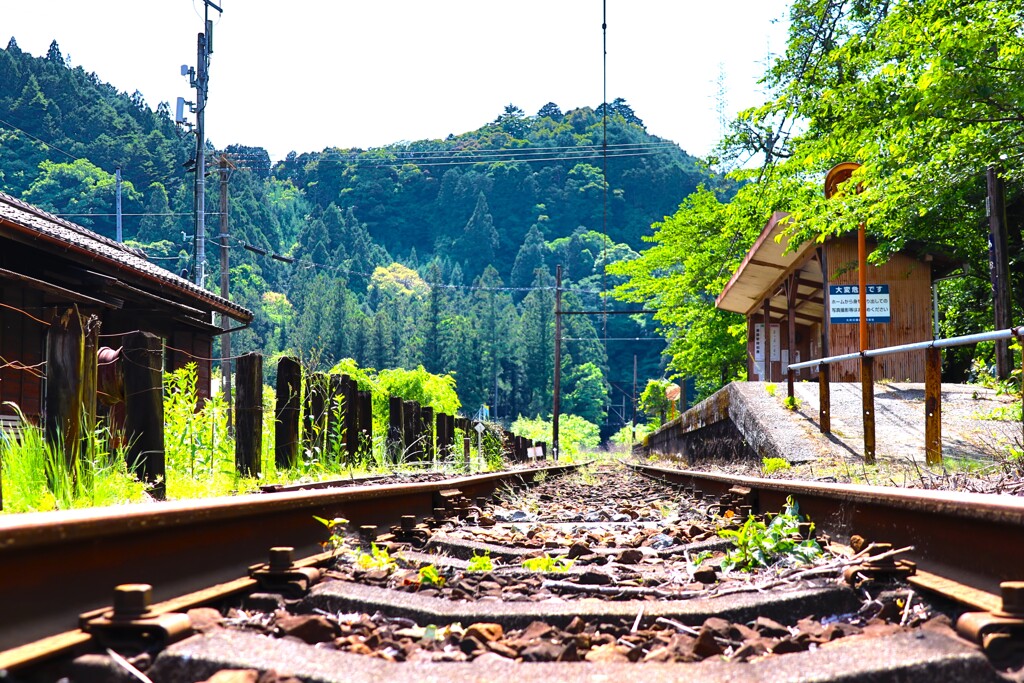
<box><xmin>188</xmin><ymin>0</ymin><xmax>222</xmax><ymax>288</ymax></box>
<box><xmin>115</xmin><ymin>167</ymin><xmax>123</xmax><ymax>242</ymax></box>
<box><xmin>987</xmin><ymin>165</ymin><xmax>1013</xmax><ymax>379</ymax></box>
<box><xmin>219</xmin><ymin>154</ymin><xmax>234</xmax><ymax>431</ymax></box>
<box><xmin>552</xmin><ymin>265</ymin><xmax>562</xmax><ymax>460</ymax></box>
<box><xmin>631</xmin><ymin>354</ymin><xmax>637</xmax><ymax>447</ymax></box>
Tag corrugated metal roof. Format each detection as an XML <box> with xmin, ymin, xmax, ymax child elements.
<box><xmin>716</xmin><ymin>212</ymin><xmax>817</xmax><ymax>315</ymax></box>
<box><xmin>0</xmin><ymin>191</ymin><xmax>252</xmax><ymax>322</ymax></box>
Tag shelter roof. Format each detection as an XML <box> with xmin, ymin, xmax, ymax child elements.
<box><xmin>716</xmin><ymin>212</ymin><xmax>817</xmax><ymax>316</ymax></box>
<box><xmin>0</xmin><ymin>191</ymin><xmax>252</xmax><ymax>323</ymax></box>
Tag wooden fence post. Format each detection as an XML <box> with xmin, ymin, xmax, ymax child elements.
<box><xmin>421</xmin><ymin>406</ymin><xmax>434</xmax><ymax>462</ymax></box>
<box><xmin>123</xmin><ymin>331</ymin><xmax>165</xmax><ymax>499</ymax></box>
<box><xmin>274</xmin><ymin>356</ymin><xmax>301</xmax><ymax>468</ymax></box>
<box><xmin>403</xmin><ymin>400</ymin><xmax>418</xmax><ymax>461</ymax></box>
<box><xmin>235</xmin><ymin>352</ymin><xmax>262</xmax><ymax>477</ymax></box>
<box><xmin>343</xmin><ymin>375</ymin><xmax>359</xmax><ymax>463</ymax></box>
<box><xmin>925</xmin><ymin>347</ymin><xmax>942</xmax><ymax>466</ymax></box>
<box><xmin>81</xmin><ymin>314</ymin><xmax>100</xmax><ymax>453</ymax></box>
<box><xmin>304</xmin><ymin>372</ymin><xmax>327</xmax><ymax>457</ymax></box>
<box><xmin>327</xmin><ymin>375</ymin><xmax>342</xmax><ymax>460</ymax></box>
<box><xmin>861</xmin><ymin>356</ymin><xmax>876</xmax><ymax>464</ymax></box>
<box><xmin>45</xmin><ymin>307</ymin><xmax>85</xmax><ymax>482</ymax></box>
<box><xmin>357</xmin><ymin>390</ymin><xmax>372</xmax><ymax>457</ymax></box>
<box><xmin>459</xmin><ymin>417</ymin><xmax>471</xmax><ymax>465</ymax></box>
<box><xmin>388</xmin><ymin>396</ymin><xmax>404</xmax><ymax>462</ymax></box>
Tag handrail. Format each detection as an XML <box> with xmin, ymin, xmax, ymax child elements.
<box><xmin>790</xmin><ymin>325</ymin><xmax>1024</xmax><ymax>371</ymax></box>
<box><xmin>785</xmin><ymin>324</ymin><xmax>1024</xmax><ymax>466</ymax></box>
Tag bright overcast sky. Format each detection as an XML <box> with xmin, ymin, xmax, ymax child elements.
<box><xmin>4</xmin><ymin>1</ymin><xmax>791</xmax><ymax>163</ymax></box>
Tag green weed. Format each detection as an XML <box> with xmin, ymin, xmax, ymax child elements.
<box><xmin>521</xmin><ymin>554</ymin><xmax>574</xmax><ymax>572</ymax></box>
<box><xmin>719</xmin><ymin>496</ymin><xmax>822</xmax><ymax>572</ymax></box>
<box><xmin>782</xmin><ymin>395</ymin><xmax>802</xmax><ymax>411</ymax></box>
<box><xmin>466</xmin><ymin>551</ymin><xmax>494</xmax><ymax>572</ymax></box>
<box><xmin>761</xmin><ymin>457</ymin><xmax>792</xmax><ymax>476</ymax></box>
<box><xmin>354</xmin><ymin>543</ymin><xmax>398</xmax><ymax>573</ymax></box>
<box><xmin>765</xmin><ymin>383</ymin><xmax>777</xmax><ymax>397</ymax></box>
<box><xmin>418</xmin><ymin>564</ymin><xmax>445</xmax><ymax>587</ymax></box>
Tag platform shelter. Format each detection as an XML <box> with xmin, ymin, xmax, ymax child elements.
<box><xmin>715</xmin><ymin>212</ymin><xmax>940</xmax><ymax>383</ymax></box>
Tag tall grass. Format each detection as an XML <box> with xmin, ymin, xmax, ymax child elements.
<box><xmin>1</xmin><ymin>404</ymin><xmax>148</xmax><ymax>513</ymax></box>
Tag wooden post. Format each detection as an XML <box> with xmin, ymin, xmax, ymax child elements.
<box><xmin>762</xmin><ymin>298</ymin><xmax>772</xmax><ymax>382</ymax></box>
<box><xmin>343</xmin><ymin>375</ymin><xmax>359</xmax><ymax>463</ymax></box>
<box><xmin>460</xmin><ymin>417</ymin><xmax>471</xmax><ymax>465</ymax></box>
<box><xmin>81</xmin><ymin>314</ymin><xmax>100</xmax><ymax>452</ymax></box>
<box><xmin>421</xmin><ymin>406</ymin><xmax>434</xmax><ymax>462</ymax></box>
<box><xmin>45</xmin><ymin>307</ymin><xmax>90</xmax><ymax>482</ymax></box>
<box><xmin>861</xmin><ymin>356</ymin><xmax>876</xmax><ymax>464</ymax></box>
<box><xmin>357</xmin><ymin>390</ymin><xmax>372</xmax><ymax>457</ymax></box>
<box><xmin>785</xmin><ymin>274</ymin><xmax>797</xmax><ymax>399</ymax></box>
<box><xmin>123</xmin><ymin>332</ymin><xmax>165</xmax><ymax>499</ymax></box>
<box><xmin>304</xmin><ymin>372</ymin><xmax>327</xmax><ymax>457</ymax></box>
<box><xmin>388</xmin><ymin>396</ymin><xmax>404</xmax><ymax>462</ymax></box>
<box><xmin>925</xmin><ymin>347</ymin><xmax>942</xmax><ymax>466</ymax></box>
<box><xmin>274</xmin><ymin>356</ymin><xmax>301</xmax><ymax>468</ymax></box>
<box><xmin>235</xmin><ymin>352</ymin><xmax>262</xmax><ymax>477</ymax></box>
<box><xmin>326</xmin><ymin>374</ymin><xmax>344</xmax><ymax>459</ymax></box>
<box><xmin>403</xmin><ymin>400</ymin><xmax>419</xmax><ymax>461</ymax></box>
<box><xmin>818</xmin><ymin>364</ymin><xmax>831</xmax><ymax>434</ymax></box>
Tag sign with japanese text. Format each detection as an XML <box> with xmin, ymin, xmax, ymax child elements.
<box><xmin>828</xmin><ymin>284</ymin><xmax>890</xmax><ymax>323</ymax></box>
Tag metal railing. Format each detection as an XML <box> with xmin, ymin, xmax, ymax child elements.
<box><xmin>787</xmin><ymin>326</ymin><xmax>1024</xmax><ymax>464</ymax></box>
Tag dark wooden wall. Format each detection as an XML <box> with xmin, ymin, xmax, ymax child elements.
<box><xmin>0</xmin><ymin>285</ymin><xmax>45</xmax><ymax>420</ymax></box>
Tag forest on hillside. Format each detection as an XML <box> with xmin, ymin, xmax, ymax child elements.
<box><xmin>0</xmin><ymin>37</ymin><xmax>717</xmax><ymax>433</ymax></box>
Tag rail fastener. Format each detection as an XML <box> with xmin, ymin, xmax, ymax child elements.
<box><xmin>78</xmin><ymin>583</ymin><xmax>192</xmax><ymax>651</ymax></box>
<box><xmin>957</xmin><ymin>581</ymin><xmax>1024</xmax><ymax>658</ymax></box>
<box><xmin>841</xmin><ymin>543</ymin><xmax>917</xmax><ymax>587</ymax></box>
<box><xmin>248</xmin><ymin>547</ymin><xmax>321</xmax><ymax>598</ymax></box>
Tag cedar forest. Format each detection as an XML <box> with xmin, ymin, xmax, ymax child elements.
<box><xmin>2</xmin><ymin>0</ymin><xmax>1023</xmax><ymax>437</ymax></box>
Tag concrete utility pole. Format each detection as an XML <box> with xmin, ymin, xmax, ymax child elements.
<box><xmin>189</xmin><ymin>0</ymin><xmax>221</xmax><ymax>287</ymax></box>
<box><xmin>987</xmin><ymin>165</ymin><xmax>1013</xmax><ymax>379</ymax></box>
<box><xmin>219</xmin><ymin>154</ymin><xmax>234</xmax><ymax>430</ymax></box>
<box><xmin>115</xmin><ymin>167</ymin><xmax>122</xmax><ymax>242</ymax></box>
<box><xmin>552</xmin><ymin>265</ymin><xmax>562</xmax><ymax>460</ymax></box>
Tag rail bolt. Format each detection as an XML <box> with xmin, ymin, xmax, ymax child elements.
<box><xmin>997</xmin><ymin>581</ymin><xmax>1024</xmax><ymax>617</ymax></box>
<box><xmin>400</xmin><ymin>515</ymin><xmax>417</xmax><ymax>532</ymax></box>
<box><xmin>268</xmin><ymin>546</ymin><xmax>295</xmax><ymax>572</ymax></box>
<box><xmin>113</xmin><ymin>583</ymin><xmax>152</xmax><ymax>620</ymax></box>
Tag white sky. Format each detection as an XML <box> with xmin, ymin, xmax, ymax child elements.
<box><xmin>3</xmin><ymin>1</ymin><xmax>791</xmax><ymax>163</ymax></box>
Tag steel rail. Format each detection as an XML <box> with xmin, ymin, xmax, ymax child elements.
<box><xmin>628</xmin><ymin>463</ymin><xmax>1022</xmax><ymax>603</ymax></box>
<box><xmin>0</xmin><ymin>464</ymin><xmax>576</xmax><ymax>663</ymax></box>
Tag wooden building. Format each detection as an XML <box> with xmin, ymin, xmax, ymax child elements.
<box><xmin>0</xmin><ymin>191</ymin><xmax>252</xmax><ymax>422</ymax></box>
<box><xmin>716</xmin><ymin>212</ymin><xmax>940</xmax><ymax>382</ymax></box>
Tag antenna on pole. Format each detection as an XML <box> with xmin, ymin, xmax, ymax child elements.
<box><xmin>182</xmin><ymin>0</ymin><xmax>223</xmax><ymax>288</ymax></box>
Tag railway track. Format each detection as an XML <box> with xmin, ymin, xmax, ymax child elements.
<box><xmin>2</xmin><ymin>461</ymin><xmax>1023</xmax><ymax>682</ymax></box>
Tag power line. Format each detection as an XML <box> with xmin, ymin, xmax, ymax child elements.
<box><xmin>0</xmin><ymin>116</ymin><xmax>80</xmax><ymax>161</ymax></box>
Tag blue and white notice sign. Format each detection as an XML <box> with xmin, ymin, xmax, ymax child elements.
<box><xmin>828</xmin><ymin>284</ymin><xmax>890</xmax><ymax>324</ymax></box>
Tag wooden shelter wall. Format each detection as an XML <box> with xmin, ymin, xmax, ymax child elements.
<box><xmin>825</xmin><ymin>238</ymin><xmax>932</xmax><ymax>381</ymax></box>
<box><xmin>169</xmin><ymin>330</ymin><xmax>213</xmax><ymax>401</ymax></box>
<box><xmin>0</xmin><ymin>285</ymin><xmax>45</xmax><ymax>419</ymax></box>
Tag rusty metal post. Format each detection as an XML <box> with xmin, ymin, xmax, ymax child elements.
<box><xmin>123</xmin><ymin>331</ymin><xmax>165</xmax><ymax>499</ymax></box>
<box><xmin>818</xmin><ymin>364</ymin><xmax>831</xmax><ymax>434</ymax></box>
<box><xmin>925</xmin><ymin>346</ymin><xmax>942</xmax><ymax>465</ymax></box>
<box><xmin>862</xmin><ymin>355</ymin><xmax>876</xmax><ymax>464</ymax></box>
<box><xmin>787</xmin><ymin>367</ymin><xmax>795</xmax><ymax>403</ymax></box>
<box><xmin>274</xmin><ymin>356</ymin><xmax>301</xmax><ymax>469</ymax></box>
<box><xmin>235</xmin><ymin>352</ymin><xmax>262</xmax><ymax>477</ymax></box>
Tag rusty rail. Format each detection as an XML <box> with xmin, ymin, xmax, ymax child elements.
<box><xmin>0</xmin><ymin>464</ymin><xmax>576</xmax><ymax>665</ymax></box>
<box><xmin>787</xmin><ymin>325</ymin><xmax>1024</xmax><ymax>465</ymax></box>
<box><xmin>629</xmin><ymin>462</ymin><xmax>1023</xmax><ymax>606</ymax></box>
